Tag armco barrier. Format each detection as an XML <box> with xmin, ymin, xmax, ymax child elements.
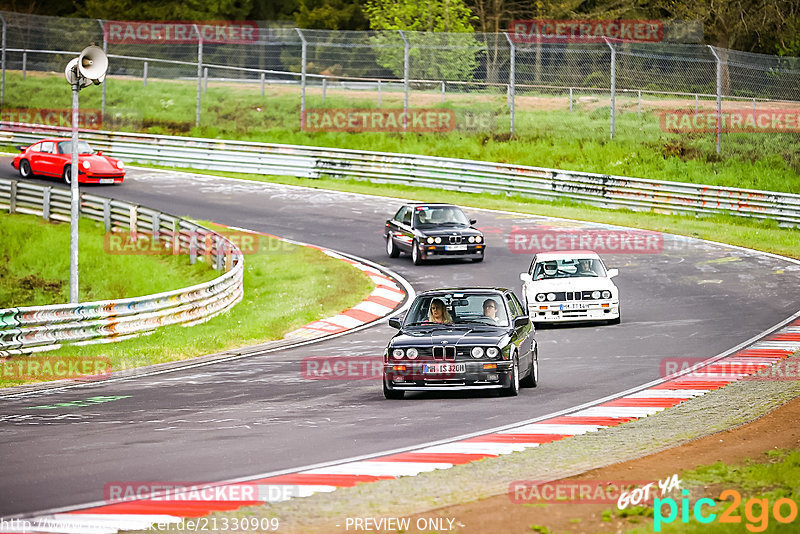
<box><xmin>3</xmin><ymin>121</ymin><xmax>800</xmax><ymax>226</ymax></box>
<box><xmin>0</xmin><ymin>177</ymin><xmax>244</xmax><ymax>357</ymax></box>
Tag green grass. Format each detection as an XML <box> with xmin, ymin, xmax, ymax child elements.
<box><xmin>143</xmin><ymin>165</ymin><xmax>800</xmax><ymax>261</ymax></box>
<box><xmin>0</xmin><ymin>217</ymin><xmax>375</xmax><ymax>388</ymax></box>
<box><xmin>622</xmin><ymin>450</ymin><xmax>800</xmax><ymax>533</ymax></box>
<box><xmin>0</xmin><ymin>212</ymin><xmax>217</xmax><ymax>307</ymax></box>
<box><xmin>4</xmin><ymin>71</ymin><xmax>800</xmax><ymax>194</ymax></box>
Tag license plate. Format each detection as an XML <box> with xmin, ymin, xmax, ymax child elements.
<box><xmin>423</xmin><ymin>363</ymin><xmax>466</xmax><ymax>374</ymax></box>
<box><xmin>445</xmin><ymin>244</ymin><xmax>467</xmax><ymax>251</ymax></box>
<box><xmin>560</xmin><ymin>303</ymin><xmax>587</xmax><ymax>311</ymax></box>
<box><xmin>99</xmin><ymin>179</ymin><xmax>114</xmax><ymax>184</ymax></box>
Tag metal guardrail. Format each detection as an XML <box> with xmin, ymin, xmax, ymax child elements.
<box><xmin>0</xmin><ymin>174</ymin><xmax>244</xmax><ymax>357</ymax></box>
<box><xmin>2</xmin><ymin>121</ymin><xmax>800</xmax><ymax>227</ymax></box>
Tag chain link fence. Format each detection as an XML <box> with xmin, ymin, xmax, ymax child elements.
<box><xmin>1</xmin><ymin>10</ymin><xmax>799</xmax><ymax>150</ymax></box>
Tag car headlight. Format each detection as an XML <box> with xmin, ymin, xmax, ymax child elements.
<box><xmin>406</xmin><ymin>348</ymin><xmax>418</xmax><ymax>359</ymax></box>
<box><xmin>81</xmin><ymin>160</ymin><xmax>90</xmax><ymax>170</ymax></box>
<box><xmin>116</xmin><ymin>161</ymin><xmax>124</xmax><ymax>170</ymax></box>
<box><xmin>486</xmin><ymin>347</ymin><xmax>499</xmax><ymax>358</ymax></box>
<box><xmin>426</xmin><ymin>237</ymin><xmax>434</xmax><ymax>244</ymax></box>
<box><xmin>602</xmin><ymin>290</ymin><xmax>611</xmax><ymax>299</ymax></box>
<box><xmin>434</xmin><ymin>236</ymin><xmax>441</xmax><ymax>244</ymax></box>
<box><xmin>392</xmin><ymin>348</ymin><xmax>404</xmax><ymax>359</ymax></box>
<box><xmin>468</xmin><ymin>236</ymin><xmax>475</xmax><ymax>243</ymax></box>
<box><xmin>535</xmin><ymin>293</ymin><xmax>546</xmax><ymax>302</ymax></box>
<box><xmin>475</xmin><ymin>236</ymin><xmax>482</xmax><ymax>243</ymax></box>
<box><xmin>592</xmin><ymin>290</ymin><xmax>601</xmax><ymax>299</ymax></box>
<box><xmin>547</xmin><ymin>293</ymin><xmax>556</xmax><ymax>302</ymax></box>
<box><xmin>471</xmin><ymin>347</ymin><xmax>484</xmax><ymax>359</ymax></box>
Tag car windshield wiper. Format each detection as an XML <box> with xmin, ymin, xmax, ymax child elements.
<box><xmin>404</xmin><ymin>321</ymin><xmax>452</xmax><ymax>327</ymax></box>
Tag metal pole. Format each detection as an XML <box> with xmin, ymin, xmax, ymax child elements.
<box><xmin>504</xmin><ymin>32</ymin><xmax>516</xmax><ymax>137</ymax></box>
<box><xmin>604</xmin><ymin>37</ymin><xmax>615</xmax><ymax>139</ymax></box>
<box><xmin>637</xmin><ymin>90</ymin><xmax>641</xmax><ymax>118</ymax></box>
<box><xmin>203</xmin><ymin>66</ymin><xmax>208</xmax><ymax>93</ymax></box>
<box><xmin>195</xmin><ymin>24</ymin><xmax>203</xmax><ymax>128</ymax></box>
<box><xmin>752</xmin><ymin>98</ymin><xmax>756</xmax><ymax>121</ymax></box>
<box><xmin>322</xmin><ymin>77</ymin><xmax>326</xmax><ymax>103</ymax></box>
<box><xmin>70</xmin><ymin>82</ymin><xmax>80</xmax><ymax>302</ymax></box>
<box><xmin>695</xmin><ymin>94</ymin><xmax>698</xmax><ymax>113</ymax></box>
<box><xmin>1</xmin><ymin>15</ymin><xmax>6</xmax><ymax>106</ymax></box>
<box><xmin>22</xmin><ymin>51</ymin><xmax>26</xmax><ymax>80</ymax></box>
<box><xmin>441</xmin><ymin>81</ymin><xmax>445</xmax><ymax>103</ymax></box>
<box><xmin>399</xmin><ymin>30</ymin><xmax>409</xmax><ymax>130</ymax></box>
<box><xmin>296</xmin><ymin>28</ymin><xmax>307</xmax><ymax>128</ymax></box>
<box><xmin>143</xmin><ymin>61</ymin><xmax>148</xmax><ymax>87</ymax></box>
<box><xmin>569</xmin><ymin>87</ymin><xmax>573</xmax><ymax>113</ymax></box>
<box><xmin>708</xmin><ymin>45</ymin><xmax>722</xmax><ymax>155</ymax></box>
<box><xmin>260</xmin><ymin>72</ymin><xmax>265</xmax><ymax>96</ymax></box>
<box><xmin>98</xmin><ymin>20</ymin><xmax>107</xmax><ymax>120</ymax></box>
<box><xmin>377</xmin><ymin>79</ymin><xmax>382</xmax><ymax>107</ymax></box>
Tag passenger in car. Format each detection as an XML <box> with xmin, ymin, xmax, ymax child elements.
<box><xmin>483</xmin><ymin>299</ymin><xmax>501</xmax><ymax>323</ymax></box>
<box><xmin>428</xmin><ymin>298</ymin><xmax>453</xmax><ymax>323</ymax></box>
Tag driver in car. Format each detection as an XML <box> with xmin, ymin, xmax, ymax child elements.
<box><xmin>576</xmin><ymin>258</ymin><xmax>597</xmax><ymax>276</ymax></box>
<box><xmin>428</xmin><ymin>298</ymin><xmax>453</xmax><ymax>324</ymax></box>
<box><xmin>483</xmin><ymin>298</ymin><xmax>502</xmax><ymax>323</ymax></box>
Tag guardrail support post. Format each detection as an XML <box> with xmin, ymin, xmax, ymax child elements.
<box><xmin>321</xmin><ymin>77</ymin><xmax>327</xmax><ymax>103</ymax></box>
<box><xmin>22</xmin><ymin>51</ymin><xmax>26</xmax><ymax>80</ymax></box>
<box><xmin>172</xmin><ymin>220</ymin><xmax>180</xmax><ymax>255</ymax></box>
<box><xmin>260</xmin><ymin>72</ymin><xmax>265</xmax><ymax>96</ymax></box>
<box><xmin>504</xmin><ymin>32</ymin><xmax>516</xmax><ymax>137</ymax></box>
<box><xmin>604</xmin><ymin>37</ymin><xmax>616</xmax><ymax>139</ymax></box>
<box><xmin>399</xmin><ymin>30</ymin><xmax>409</xmax><ymax>131</ymax></box>
<box><xmin>216</xmin><ymin>236</ymin><xmax>224</xmax><ymax>270</ymax></box>
<box><xmin>9</xmin><ymin>180</ymin><xmax>16</xmax><ymax>214</ymax></box>
<box><xmin>377</xmin><ymin>79</ymin><xmax>382</xmax><ymax>108</ymax></box>
<box><xmin>43</xmin><ymin>187</ymin><xmax>51</xmax><ymax>221</ymax></box>
<box><xmin>708</xmin><ymin>45</ymin><xmax>722</xmax><ymax>155</ymax></box>
<box><xmin>189</xmin><ymin>232</ymin><xmax>198</xmax><ymax>264</ymax></box>
<box><xmin>194</xmin><ymin>24</ymin><xmax>203</xmax><ymax>129</ymax></box>
<box><xmin>152</xmin><ymin>212</ymin><xmax>161</xmax><ymax>243</ymax></box>
<box><xmin>129</xmin><ymin>205</ymin><xmax>138</xmax><ymax>242</ymax></box>
<box><xmin>296</xmin><ymin>28</ymin><xmax>307</xmax><ymax>129</ymax></box>
<box><xmin>143</xmin><ymin>61</ymin><xmax>148</xmax><ymax>87</ymax></box>
<box><xmin>103</xmin><ymin>198</ymin><xmax>111</xmax><ymax>231</ymax></box>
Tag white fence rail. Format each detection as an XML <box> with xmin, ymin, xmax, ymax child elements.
<box><xmin>3</xmin><ymin>121</ymin><xmax>799</xmax><ymax>226</ymax></box>
<box><xmin>0</xmin><ymin>173</ymin><xmax>244</xmax><ymax>356</ymax></box>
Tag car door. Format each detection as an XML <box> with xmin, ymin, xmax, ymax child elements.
<box><xmin>506</xmin><ymin>291</ymin><xmax>533</xmax><ymax>370</ymax></box>
<box><xmin>36</xmin><ymin>141</ymin><xmax>60</xmax><ymax>177</ymax></box>
<box><xmin>396</xmin><ymin>206</ymin><xmax>414</xmax><ymax>252</ymax></box>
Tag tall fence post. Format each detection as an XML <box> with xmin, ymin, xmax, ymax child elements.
<box><xmin>296</xmin><ymin>28</ymin><xmax>307</xmax><ymax>129</ymax></box>
<box><xmin>97</xmin><ymin>19</ymin><xmax>107</xmax><ymax>120</ymax></box>
<box><xmin>399</xmin><ymin>30</ymin><xmax>409</xmax><ymax>130</ymax></box>
<box><xmin>203</xmin><ymin>67</ymin><xmax>208</xmax><ymax>93</ymax></box>
<box><xmin>708</xmin><ymin>45</ymin><xmax>722</xmax><ymax>155</ymax></box>
<box><xmin>569</xmin><ymin>87</ymin><xmax>573</xmax><ymax>113</ymax></box>
<box><xmin>377</xmin><ymin>79</ymin><xmax>382</xmax><ymax>108</ymax></box>
<box><xmin>504</xmin><ymin>32</ymin><xmax>516</xmax><ymax>138</ymax></box>
<box><xmin>604</xmin><ymin>37</ymin><xmax>616</xmax><ymax>139</ymax></box>
<box><xmin>143</xmin><ymin>61</ymin><xmax>148</xmax><ymax>87</ymax></box>
<box><xmin>1</xmin><ymin>14</ymin><xmax>6</xmax><ymax>107</ymax></box>
<box><xmin>637</xmin><ymin>90</ymin><xmax>642</xmax><ymax>118</ymax></box>
<box><xmin>22</xmin><ymin>51</ymin><xmax>26</xmax><ymax>79</ymax></box>
<box><xmin>441</xmin><ymin>80</ymin><xmax>445</xmax><ymax>103</ymax></box>
<box><xmin>194</xmin><ymin>24</ymin><xmax>203</xmax><ymax>129</ymax></box>
<box><xmin>321</xmin><ymin>77</ymin><xmax>327</xmax><ymax>103</ymax></box>
<box><xmin>260</xmin><ymin>72</ymin><xmax>265</xmax><ymax>96</ymax></box>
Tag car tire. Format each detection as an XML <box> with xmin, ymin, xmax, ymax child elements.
<box><xmin>521</xmin><ymin>349</ymin><xmax>538</xmax><ymax>388</ymax></box>
<box><xmin>386</xmin><ymin>235</ymin><xmax>400</xmax><ymax>258</ymax></box>
<box><xmin>608</xmin><ymin>314</ymin><xmax>621</xmax><ymax>325</ymax></box>
<box><xmin>411</xmin><ymin>240</ymin><xmax>423</xmax><ymax>265</ymax></box>
<box><xmin>472</xmin><ymin>255</ymin><xmax>484</xmax><ymax>263</ymax></box>
<box><xmin>62</xmin><ymin>165</ymin><xmax>72</xmax><ymax>184</ymax></box>
<box><xmin>19</xmin><ymin>159</ymin><xmax>33</xmax><ymax>178</ymax></box>
<box><xmin>501</xmin><ymin>354</ymin><xmax>520</xmax><ymax>397</ymax></box>
<box><xmin>383</xmin><ymin>378</ymin><xmax>404</xmax><ymax>400</ymax></box>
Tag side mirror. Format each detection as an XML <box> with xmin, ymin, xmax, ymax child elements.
<box><xmin>520</xmin><ymin>273</ymin><xmax>532</xmax><ymax>283</ymax></box>
<box><xmin>470</xmin><ymin>218</ymin><xmax>477</xmax><ymax>225</ymax></box>
<box><xmin>97</xmin><ymin>150</ymin><xmax>103</xmax><ymax>155</ymax></box>
<box><xmin>514</xmin><ymin>316</ymin><xmax>530</xmax><ymax>328</ymax></box>
<box><xmin>388</xmin><ymin>317</ymin><xmax>403</xmax><ymax>329</ymax></box>
<box><xmin>607</xmin><ymin>268</ymin><xmax>619</xmax><ymax>278</ymax></box>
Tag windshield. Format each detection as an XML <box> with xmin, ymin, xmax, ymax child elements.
<box><xmin>404</xmin><ymin>293</ymin><xmax>508</xmax><ymax>327</ymax></box>
<box><xmin>57</xmin><ymin>141</ymin><xmax>94</xmax><ymax>155</ymax></box>
<box><xmin>412</xmin><ymin>206</ymin><xmax>470</xmax><ymax>228</ymax></box>
<box><xmin>531</xmin><ymin>258</ymin><xmax>606</xmax><ymax>280</ymax></box>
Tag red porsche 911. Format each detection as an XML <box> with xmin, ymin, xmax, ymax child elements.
<box><xmin>12</xmin><ymin>138</ymin><xmax>125</xmax><ymax>184</ymax></box>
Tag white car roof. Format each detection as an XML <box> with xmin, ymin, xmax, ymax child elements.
<box><xmin>533</xmin><ymin>251</ymin><xmax>602</xmax><ymax>261</ymax></box>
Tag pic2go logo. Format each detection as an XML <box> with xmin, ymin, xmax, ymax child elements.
<box><xmin>654</xmin><ymin>489</ymin><xmax>798</xmax><ymax>532</ymax></box>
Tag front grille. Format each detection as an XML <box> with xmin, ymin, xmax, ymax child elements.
<box><xmin>543</xmin><ymin>291</ymin><xmax>602</xmax><ymax>302</ymax></box>
<box><xmin>433</xmin><ymin>346</ymin><xmax>456</xmax><ymax>360</ymax></box>
<box><xmin>448</xmin><ymin>235</ymin><xmax>462</xmax><ymax>244</ymax></box>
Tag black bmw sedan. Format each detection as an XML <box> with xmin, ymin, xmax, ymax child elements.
<box><xmin>383</xmin><ymin>288</ymin><xmax>538</xmax><ymax>399</ymax></box>
<box><xmin>384</xmin><ymin>203</ymin><xmax>485</xmax><ymax>265</ymax></box>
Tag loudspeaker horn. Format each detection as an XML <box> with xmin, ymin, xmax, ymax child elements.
<box><xmin>64</xmin><ymin>57</ymin><xmax>92</xmax><ymax>88</ymax></box>
<box><xmin>78</xmin><ymin>45</ymin><xmax>109</xmax><ymax>84</ymax></box>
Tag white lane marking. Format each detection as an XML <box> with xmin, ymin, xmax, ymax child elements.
<box><xmin>414</xmin><ymin>442</ymin><xmax>538</xmax><ymax>455</ymax></box>
<box><xmin>372</xmin><ymin>287</ymin><xmax>405</xmax><ymax>301</ymax></box>
<box><xmin>497</xmin><ymin>424</ymin><xmax>604</xmax><ymax>435</ymax></box>
<box><xmin>323</xmin><ymin>314</ymin><xmax>364</xmax><ymax>329</ymax></box>
<box><xmin>302</xmin><ymin>461</ymin><xmax>452</xmax><ymax>477</ymax></box>
<box><xmin>351</xmin><ymin>300</ymin><xmax>394</xmax><ymax>316</ymax></box>
<box><xmin>567</xmin><ymin>406</ymin><xmax>667</xmax><ymax>418</ymax></box>
<box><xmin>750</xmin><ymin>341</ymin><xmax>800</xmax><ymax>350</ymax></box>
<box><xmin>624</xmin><ymin>389</ymin><xmax>709</xmax><ymax>399</ymax></box>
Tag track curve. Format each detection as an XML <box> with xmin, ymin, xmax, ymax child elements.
<box><xmin>1</xmin><ymin>160</ymin><xmax>799</xmax><ymax>518</ymax></box>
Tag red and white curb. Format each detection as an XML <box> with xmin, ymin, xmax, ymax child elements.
<box><xmin>10</xmin><ymin>319</ymin><xmax>799</xmax><ymax>533</ymax></box>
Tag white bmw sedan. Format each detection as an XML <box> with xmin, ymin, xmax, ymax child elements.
<box><xmin>520</xmin><ymin>251</ymin><xmax>620</xmax><ymax>324</ymax></box>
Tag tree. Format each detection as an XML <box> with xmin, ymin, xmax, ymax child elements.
<box><xmin>295</xmin><ymin>0</ymin><xmax>368</xmax><ymax>30</ymax></box>
<box><xmin>78</xmin><ymin>0</ymin><xmax>253</xmax><ymax>21</ymax></box>
<box><xmin>363</xmin><ymin>0</ymin><xmax>480</xmax><ymax>81</ymax></box>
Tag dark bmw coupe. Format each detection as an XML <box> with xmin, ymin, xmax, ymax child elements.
<box><xmin>384</xmin><ymin>203</ymin><xmax>485</xmax><ymax>265</ymax></box>
<box><xmin>383</xmin><ymin>288</ymin><xmax>538</xmax><ymax>399</ymax></box>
